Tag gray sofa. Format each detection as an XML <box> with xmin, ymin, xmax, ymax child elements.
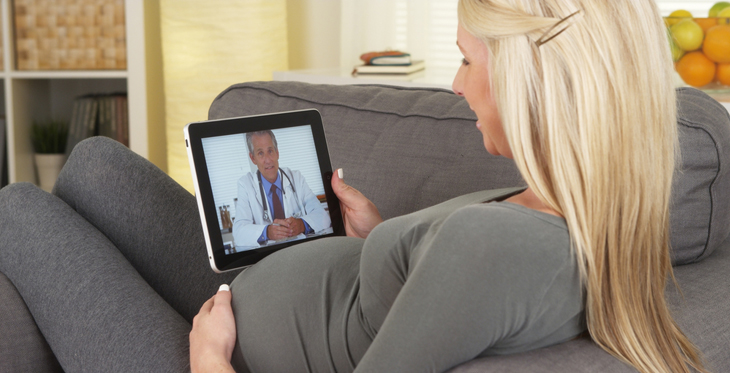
<box><xmin>1</xmin><ymin>81</ymin><xmax>729</xmax><ymax>372</ymax></box>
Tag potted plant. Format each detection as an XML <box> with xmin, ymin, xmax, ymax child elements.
<box><xmin>31</xmin><ymin>119</ymin><xmax>68</xmax><ymax>192</ymax></box>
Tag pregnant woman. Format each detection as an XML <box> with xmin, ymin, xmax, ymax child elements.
<box><xmin>0</xmin><ymin>0</ymin><xmax>706</xmax><ymax>372</ymax></box>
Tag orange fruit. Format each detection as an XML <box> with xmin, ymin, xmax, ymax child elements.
<box><xmin>703</xmin><ymin>25</ymin><xmax>730</xmax><ymax>62</ymax></box>
<box><xmin>717</xmin><ymin>63</ymin><xmax>730</xmax><ymax>85</ymax></box>
<box><xmin>695</xmin><ymin>17</ymin><xmax>718</xmax><ymax>33</ymax></box>
<box><xmin>676</xmin><ymin>51</ymin><xmax>717</xmax><ymax>87</ymax></box>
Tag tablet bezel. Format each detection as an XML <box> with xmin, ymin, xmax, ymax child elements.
<box><xmin>185</xmin><ymin>109</ymin><xmax>345</xmax><ymax>273</ymax></box>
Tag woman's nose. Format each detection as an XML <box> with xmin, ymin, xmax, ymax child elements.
<box><xmin>452</xmin><ymin>67</ymin><xmax>465</xmax><ymax>96</ymax></box>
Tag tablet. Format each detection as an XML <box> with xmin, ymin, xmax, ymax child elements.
<box><xmin>185</xmin><ymin>109</ymin><xmax>345</xmax><ymax>273</ymax></box>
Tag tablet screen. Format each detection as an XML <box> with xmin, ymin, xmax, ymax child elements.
<box><xmin>185</xmin><ymin>109</ymin><xmax>344</xmax><ymax>272</ymax></box>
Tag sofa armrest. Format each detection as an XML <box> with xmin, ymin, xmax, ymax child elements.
<box><xmin>0</xmin><ymin>272</ymin><xmax>63</xmax><ymax>372</ymax></box>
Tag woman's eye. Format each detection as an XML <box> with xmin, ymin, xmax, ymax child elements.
<box><xmin>461</xmin><ymin>58</ymin><xmax>470</xmax><ymax>66</ymax></box>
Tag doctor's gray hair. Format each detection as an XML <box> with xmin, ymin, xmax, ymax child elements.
<box><xmin>246</xmin><ymin>130</ymin><xmax>278</xmax><ymax>155</ymax></box>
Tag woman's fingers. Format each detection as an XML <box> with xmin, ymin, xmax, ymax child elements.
<box><xmin>332</xmin><ymin>168</ymin><xmax>366</xmax><ymax>209</ymax></box>
<box><xmin>213</xmin><ymin>285</ymin><xmax>231</xmax><ymax>307</ymax></box>
<box><xmin>196</xmin><ymin>296</ymin><xmax>215</xmax><ymax>319</ymax></box>
<box><xmin>331</xmin><ymin>168</ymin><xmax>384</xmax><ymax>238</ymax></box>
<box><xmin>190</xmin><ymin>285</ymin><xmax>237</xmax><ymax>372</ymax></box>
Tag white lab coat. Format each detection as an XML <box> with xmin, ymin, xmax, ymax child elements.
<box><xmin>232</xmin><ymin>167</ymin><xmax>331</xmax><ymax>247</ymax></box>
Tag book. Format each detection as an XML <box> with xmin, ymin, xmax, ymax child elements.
<box><xmin>360</xmin><ymin>51</ymin><xmax>411</xmax><ymax>65</ymax></box>
<box><xmin>353</xmin><ymin>69</ymin><xmax>426</xmax><ymax>82</ymax></box>
<box><xmin>97</xmin><ymin>95</ymin><xmax>114</xmax><ymax>139</ymax></box>
<box><xmin>64</xmin><ymin>94</ymin><xmax>129</xmax><ymax>156</ymax></box>
<box><xmin>352</xmin><ymin>60</ymin><xmax>425</xmax><ymax>75</ymax></box>
<box><xmin>65</xmin><ymin>97</ymin><xmax>88</xmax><ymax>157</ymax></box>
<box><xmin>370</xmin><ymin>54</ymin><xmax>411</xmax><ymax>65</ymax></box>
<box><xmin>116</xmin><ymin>95</ymin><xmax>129</xmax><ymax>147</ymax></box>
<box><xmin>86</xmin><ymin>98</ymin><xmax>100</xmax><ymax>139</ymax></box>
<box><xmin>0</xmin><ymin>117</ymin><xmax>6</xmax><ymax>187</ymax></box>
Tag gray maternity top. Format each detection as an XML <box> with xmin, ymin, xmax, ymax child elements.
<box><xmin>230</xmin><ymin>187</ymin><xmax>584</xmax><ymax>373</ymax></box>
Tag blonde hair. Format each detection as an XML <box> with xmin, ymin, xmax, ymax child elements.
<box><xmin>458</xmin><ymin>0</ymin><xmax>706</xmax><ymax>372</ymax></box>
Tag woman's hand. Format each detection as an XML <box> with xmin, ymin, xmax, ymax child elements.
<box><xmin>332</xmin><ymin>169</ymin><xmax>383</xmax><ymax>239</ymax></box>
<box><xmin>190</xmin><ymin>285</ymin><xmax>237</xmax><ymax>373</ymax></box>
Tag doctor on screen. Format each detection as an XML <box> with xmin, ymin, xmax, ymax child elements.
<box><xmin>233</xmin><ymin>130</ymin><xmax>331</xmax><ymax>247</ymax></box>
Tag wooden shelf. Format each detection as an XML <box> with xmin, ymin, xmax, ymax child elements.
<box><xmin>1</xmin><ymin>0</ymin><xmax>160</xmax><ymax>185</ymax></box>
<box><xmin>7</xmin><ymin>70</ymin><xmax>129</xmax><ymax>79</ymax></box>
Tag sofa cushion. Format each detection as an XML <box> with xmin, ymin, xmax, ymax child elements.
<box><xmin>666</xmin><ymin>235</ymin><xmax>730</xmax><ymax>372</ymax></box>
<box><xmin>209</xmin><ymin>81</ymin><xmax>526</xmax><ymax>220</ymax></box>
<box><xmin>672</xmin><ymin>88</ymin><xmax>730</xmax><ymax>265</ymax></box>
<box><xmin>0</xmin><ymin>272</ymin><xmax>63</xmax><ymax>372</ymax></box>
<box><xmin>448</xmin><ymin>337</ymin><xmax>637</xmax><ymax>372</ymax></box>
<box><xmin>448</xmin><ymin>234</ymin><xmax>730</xmax><ymax>372</ymax></box>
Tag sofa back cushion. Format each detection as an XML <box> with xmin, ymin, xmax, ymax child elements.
<box><xmin>208</xmin><ymin>82</ymin><xmax>730</xmax><ymax>265</ymax></box>
<box><xmin>672</xmin><ymin>88</ymin><xmax>730</xmax><ymax>264</ymax></box>
<box><xmin>208</xmin><ymin>81</ymin><xmax>525</xmax><ymax>220</ymax></box>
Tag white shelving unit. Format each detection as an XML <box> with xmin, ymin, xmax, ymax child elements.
<box><xmin>1</xmin><ymin>0</ymin><xmax>156</xmax><ymax>184</ymax></box>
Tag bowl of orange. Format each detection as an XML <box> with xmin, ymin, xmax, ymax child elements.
<box><xmin>666</xmin><ymin>14</ymin><xmax>730</xmax><ymax>91</ymax></box>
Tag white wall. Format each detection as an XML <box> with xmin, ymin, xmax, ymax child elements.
<box><xmin>287</xmin><ymin>0</ymin><xmax>341</xmax><ymax>69</ymax></box>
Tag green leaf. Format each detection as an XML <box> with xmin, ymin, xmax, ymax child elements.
<box><xmin>31</xmin><ymin>119</ymin><xmax>69</xmax><ymax>154</ymax></box>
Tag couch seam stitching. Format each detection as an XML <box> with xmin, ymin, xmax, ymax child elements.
<box><xmin>212</xmin><ymin>84</ymin><xmax>477</xmax><ymax>122</ymax></box>
<box><xmin>677</xmin><ymin>117</ymin><xmax>723</xmax><ymax>262</ymax></box>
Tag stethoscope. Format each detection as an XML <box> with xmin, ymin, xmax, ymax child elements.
<box><xmin>257</xmin><ymin>169</ymin><xmax>306</xmax><ymax>223</ymax></box>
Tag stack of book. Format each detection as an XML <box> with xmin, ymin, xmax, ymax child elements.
<box><xmin>352</xmin><ymin>51</ymin><xmax>425</xmax><ymax>76</ymax></box>
<box><xmin>65</xmin><ymin>93</ymin><xmax>129</xmax><ymax>157</ymax></box>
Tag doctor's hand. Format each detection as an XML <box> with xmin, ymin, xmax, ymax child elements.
<box><xmin>283</xmin><ymin>217</ymin><xmax>306</xmax><ymax>236</ymax></box>
<box><xmin>268</xmin><ymin>220</ymin><xmax>293</xmax><ymax>240</ymax></box>
<box><xmin>332</xmin><ymin>168</ymin><xmax>383</xmax><ymax>239</ymax></box>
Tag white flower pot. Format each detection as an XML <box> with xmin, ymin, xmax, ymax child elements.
<box><xmin>34</xmin><ymin>153</ymin><xmax>66</xmax><ymax>192</ymax></box>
